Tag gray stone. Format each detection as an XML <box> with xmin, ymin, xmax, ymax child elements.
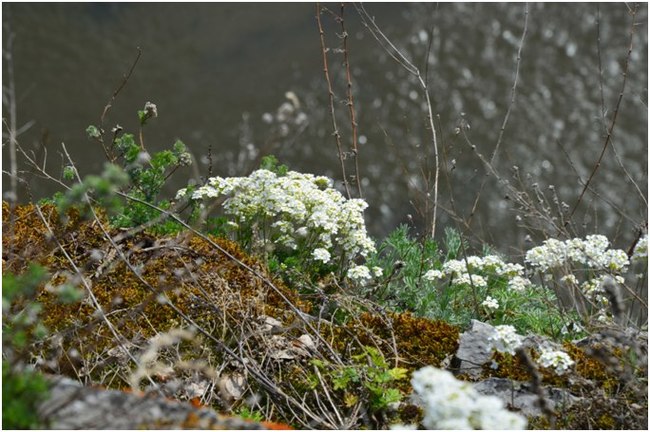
<box><xmin>38</xmin><ymin>375</ymin><xmax>268</xmax><ymax>429</ymax></box>
<box><xmin>472</xmin><ymin>377</ymin><xmax>580</xmax><ymax>417</ymax></box>
<box><xmin>453</xmin><ymin>319</ymin><xmax>496</xmax><ymax>379</ymax></box>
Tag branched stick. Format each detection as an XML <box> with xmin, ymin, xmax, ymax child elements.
<box><xmin>3</xmin><ymin>29</ymin><xmax>18</xmax><ymax>204</ymax></box>
<box><xmin>340</xmin><ymin>3</ymin><xmax>362</xmax><ymax>198</ymax></box>
<box><xmin>100</xmin><ymin>47</ymin><xmax>142</xmax><ymax>127</ymax></box>
<box><xmin>354</xmin><ymin>3</ymin><xmax>440</xmax><ymax>238</ymax></box>
<box><xmin>567</xmin><ymin>3</ymin><xmax>639</xmax><ymax>224</ymax></box>
<box><xmin>468</xmin><ymin>3</ymin><xmax>528</xmax><ymax>225</ymax></box>
<box><xmin>32</xmin><ymin>204</ymin><xmax>163</xmax><ymax>396</ymax></box>
<box><xmin>112</xmin><ymin>189</ymin><xmax>346</xmax><ymax>368</ymax></box>
<box><xmin>595</xmin><ymin>5</ymin><xmax>647</xmax><ymax>210</ymax></box>
<box><xmin>316</xmin><ymin>3</ymin><xmax>352</xmax><ymax>199</ymax></box>
<box><xmin>97</xmin><ymin>47</ymin><xmax>142</xmax><ymax>161</ymax></box>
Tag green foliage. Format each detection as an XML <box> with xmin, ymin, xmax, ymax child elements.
<box><xmin>311</xmin><ymin>346</ymin><xmax>408</xmax><ymax>414</ymax></box>
<box><xmin>235</xmin><ymin>406</ymin><xmax>265</xmax><ymax>423</ymax></box>
<box><xmin>110</xmin><ymin>135</ymin><xmax>190</xmax><ymax>232</ymax></box>
<box><xmin>366</xmin><ymin>226</ymin><xmax>582</xmax><ymax>339</ymax></box>
<box><xmin>2</xmin><ymin>361</ymin><xmax>49</xmax><ymax>429</ymax></box>
<box><xmin>63</xmin><ymin>105</ymin><xmax>191</xmax><ymax>234</ymax></box>
<box><xmin>365</xmin><ymin>225</ymin><xmax>442</xmax><ymax>316</ymax></box>
<box><xmin>2</xmin><ymin>265</ymin><xmax>52</xmax><ymax>429</ymax></box>
<box><xmin>85</xmin><ymin>124</ymin><xmax>101</xmax><ymax>139</ymax></box>
<box><xmin>55</xmin><ymin>162</ymin><xmax>131</xmax><ymax>218</ymax></box>
<box><xmin>259</xmin><ymin>154</ymin><xmax>288</xmax><ymax>176</ymax></box>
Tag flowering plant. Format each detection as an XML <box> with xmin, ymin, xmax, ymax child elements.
<box><xmin>393</xmin><ymin>366</ymin><xmax>527</xmax><ymax>430</ymax></box>
<box><xmin>176</xmin><ymin>162</ymin><xmax>375</xmax><ymax>277</ymax></box>
<box><xmin>525</xmin><ymin>234</ymin><xmax>643</xmax><ymax>323</ymax></box>
<box><xmin>488</xmin><ymin>324</ymin><xmax>575</xmax><ymax>375</ymax></box>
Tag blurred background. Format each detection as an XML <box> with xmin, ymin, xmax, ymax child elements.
<box><xmin>2</xmin><ymin>2</ymin><xmax>647</xmax><ymax>256</ymax></box>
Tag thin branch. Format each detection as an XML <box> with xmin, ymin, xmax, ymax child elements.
<box><xmin>340</xmin><ymin>3</ymin><xmax>362</xmax><ymax>198</ymax></box>
<box><xmin>316</xmin><ymin>3</ymin><xmax>351</xmax><ymax>199</ymax></box>
<box><xmin>567</xmin><ymin>3</ymin><xmax>639</xmax><ymax>223</ymax></box>
<box><xmin>595</xmin><ymin>4</ymin><xmax>647</xmax><ymax>210</ymax></box>
<box><xmin>3</xmin><ymin>28</ymin><xmax>18</xmax><ymax>204</ymax></box>
<box><xmin>468</xmin><ymin>3</ymin><xmax>529</xmax><ymax>226</ymax></box>
<box><xmin>100</xmin><ymin>47</ymin><xmax>142</xmax><ymax>127</ymax></box>
<box><xmin>354</xmin><ymin>3</ymin><xmax>440</xmax><ymax>239</ymax></box>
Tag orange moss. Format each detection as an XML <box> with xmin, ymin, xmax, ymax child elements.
<box><xmin>356</xmin><ymin>312</ymin><xmax>460</xmax><ymax>370</ymax></box>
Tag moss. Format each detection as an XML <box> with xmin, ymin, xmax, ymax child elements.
<box><xmin>4</xmin><ymin>203</ymin><xmax>309</xmax><ymax>387</ymax></box>
<box><xmin>6</xmin><ymin>203</ymin><xmax>645</xmax><ymax>429</ymax></box>
<box><xmin>355</xmin><ymin>312</ymin><xmax>460</xmax><ymax>370</ymax></box>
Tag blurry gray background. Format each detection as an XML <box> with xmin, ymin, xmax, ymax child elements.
<box><xmin>3</xmin><ymin>3</ymin><xmax>647</xmax><ymax>256</ymax></box>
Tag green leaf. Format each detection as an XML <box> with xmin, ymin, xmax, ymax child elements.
<box><xmin>382</xmin><ymin>388</ymin><xmax>402</xmax><ymax>404</ymax></box>
<box><xmin>388</xmin><ymin>367</ymin><xmax>409</xmax><ymax>381</ymax></box>
<box><xmin>309</xmin><ymin>359</ymin><xmax>325</xmax><ymax>369</ymax></box>
<box><xmin>85</xmin><ymin>125</ymin><xmax>101</xmax><ymax>139</ymax></box>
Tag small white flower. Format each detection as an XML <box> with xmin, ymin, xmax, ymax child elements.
<box><xmin>175</xmin><ymin>188</ymin><xmax>187</xmax><ymax>200</ymax></box>
<box><xmin>537</xmin><ymin>347</ymin><xmax>574</xmax><ymax>375</ymax></box>
<box><xmin>312</xmin><ymin>248</ymin><xmax>331</xmax><ymax>263</ymax></box>
<box><xmin>560</xmin><ymin>274</ymin><xmax>579</xmax><ymax>285</ymax></box>
<box><xmin>632</xmin><ymin>235</ymin><xmax>648</xmax><ymax>262</ymax></box>
<box><xmin>507</xmin><ymin>276</ymin><xmax>531</xmax><ymax>292</ymax></box>
<box><xmin>489</xmin><ymin>325</ymin><xmax>524</xmax><ymax>355</ymax></box>
<box><xmin>372</xmin><ymin>266</ymin><xmax>384</xmax><ymax>277</ymax></box>
<box><xmin>409</xmin><ymin>366</ymin><xmax>527</xmax><ymax>430</ymax></box>
<box><xmin>423</xmin><ymin>269</ymin><xmax>444</xmax><ymax>281</ymax></box>
<box><xmin>481</xmin><ymin>296</ymin><xmax>499</xmax><ymax>310</ymax></box>
<box><xmin>347</xmin><ymin>265</ymin><xmax>372</xmax><ymax>281</ymax></box>
<box><xmin>453</xmin><ymin>273</ymin><xmax>487</xmax><ymax>288</ymax></box>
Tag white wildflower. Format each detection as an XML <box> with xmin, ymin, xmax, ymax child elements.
<box><xmin>175</xmin><ymin>188</ymin><xmax>187</xmax><ymax>200</ymax></box>
<box><xmin>632</xmin><ymin>234</ymin><xmax>648</xmax><ymax>262</ymax></box>
<box><xmin>312</xmin><ymin>248</ymin><xmax>331</xmax><ymax>263</ymax></box>
<box><xmin>488</xmin><ymin>325</ymin><xmax>524</xmax><ymax>355</ymax></box>
<box><xmin>423</xmin><ymin>269</ymin><xmax>444</xmax><ymax>281</ymax></box>
<box><xmin>453</xmin><ymin>273</ymin><xmax>487</xmax><ymax>288</ymax></box>
<box><xmin>507</xmin><ymin>275</ymin><xmax>531</xmax><ymax>292</ymax></box>
<box><xmin>560</xmin><ymin>274</ymin><xmax>579</xmax><ymax>285</ymax></box>
<box><xmin>409</xmin><ymin>366</ymin><xmax>527</xmax><ymax>430</ymax></box>
<box><xmin>482</xmin><ymin>296</ymin><xmax>499</xmax><ymax>310</ymax></box>
<box><xmin>347</xmin><ymin>265</ymin><xmax>372</xmax><ymax>281</ymax></box>
<box><xmin>537</xmin><ymin>346</ymin><xmax>574</xmax><ymax>375</ymax></box>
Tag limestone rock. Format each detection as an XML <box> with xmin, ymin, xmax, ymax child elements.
<box><xmin>38</xmin><ymin>375</ymin><xmax>268</xmax><ymax>429</ymax></box>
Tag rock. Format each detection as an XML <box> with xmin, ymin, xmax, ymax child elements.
<box><xmin>453</xmin><ymin>319</ymin><xmax>495</xmax><ymax>379</ymax></box>
<box><xmin>472</xmin><ymin>377</ymin><xmax>580</xmax><ymax>418</ymax></box>
<box><xmin>38</xmin><ymin>375</ymin><xmax>268</xmax><ymax>429</ymax></box>
<box><xmin>453</xmin><ymin>320</ymin><xmax>582</xmax><ymax>418</ymax></box>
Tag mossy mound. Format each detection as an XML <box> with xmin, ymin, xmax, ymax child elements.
<box><xmin>3</xmin><ymin>203</ymin><xmax>462</xmax><ymax>429</ymax></box>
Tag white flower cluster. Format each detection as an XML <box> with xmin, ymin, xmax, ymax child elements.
<box><xmin>488</xmin><ymin>325</ymin><xmax>524</xmax><ymax>355</ymax></box>
<box><xmin>177</xmin><ymin>169</ymin><xmax>376</xmax><ymax>263</ymax></box>
<box><xmin>346</xmin><ymin>264</ymin><xmax>383</xmax><ymax>282</ymax></box>
<box><xmin>525</xmin><ymin>235</ymin><xmax>629</xmax><ymax>272</ymax></box>
<box><xmin>399</xmin><ymin>366</ymin><xmax>527</xmax><ymax>430</ymax></box>
<box><xmin>424</xmin><ymin>254</ymin><xmax>531</xmax><ymax>292</ymax></box>
<box><xmin>538</xmin><ymin>346</ymin><xmax>574</xmax><ymax>375</ymax></box>
<box><xmin>489</xmin><ymin>326</ymin><xmax>574</xmax><ymax>376</ymax></box>
<box><xmin>481</xmin><ymin>296</ymin><xmax>499</xmax><ymax>311</ymax></box>
<box><xmin>632</xmin><ymin>234</ymin><xmax>648</xmax><ymax>262</ymax></box>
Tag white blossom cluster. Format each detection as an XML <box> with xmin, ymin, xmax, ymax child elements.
<box><xmin>489</xmin><ymin>326</ymin><xmax>574</xmax><ymax>375</ymax></box>
<box><xmin>177</xmin><ymin>169</ymin><xmax>375</xmax><ymax>264</ymax></box>
<box><xmin>346</xmin><ymin>264</ymin><xmax>383</xmax><ymax>282</ymax></box>
<box><xmin>488</xmin><ymin>325</ymin><xmax>524</xmax><ymax>355</ymax></box>
<box><xmin>632</xmin><ymin>234</ymin><xmax>648</xmax><ymax>262</ymax></box>
<box><xmin>537</xmin><ymin>346</ymin><xmax>574</xmax><ymax>375</ymax></box>
<box><xmin>481</xmin><ymin>296</ymin><xmax>499</xmax><ymax>311</ymax></box>
<box><xmin>423</xmin><ymin>254</ymin><xmax>531</xmax><ymax>292</ymax></box>
<box><xmin>525</xmin><ymin>235</ymin><xmax>629</xmax><ymax>272</ymax></box>
<box><xmin>395</xmin><ymin>366</ymin><xmax>527</xmax><ymax>430</ymax></box>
